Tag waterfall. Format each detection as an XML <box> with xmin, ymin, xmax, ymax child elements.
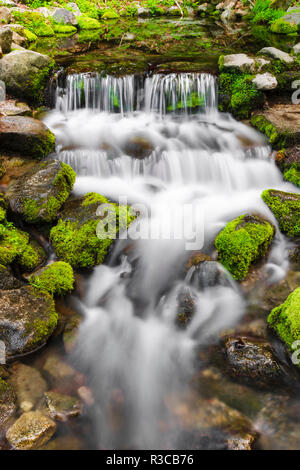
<box><xmin>44</xmin><ymin>71</ymin><xmax>300</xmax><ymax>449</ymax></box>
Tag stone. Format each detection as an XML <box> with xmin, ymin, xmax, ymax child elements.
<box><xmin>0</xmin><ymin>379</ymin><xmax>16</xmax><ymax>434</ymax></box>
<box><xmin>42</xmin><ymin>353</ymin><xmax>83</xmax><ymax>392</ymax></box>
<box><xmin>6</xmin><ymin>411</ymin><xmax>56</xmax><ymax>449</ymax></box>
<box><xmin>221</xmin><ymin>53</ymin><xmax>255</xmax><ymax>73</ymax></box>
<box><xmin>0</xmin><ymin>116</ymin><xmax>55</xmax><ymax>159</ymax></box>
<box><xmin>252</xmin><ymin>72</ymin><xmax>278</xmax><ymax>90</ymax></box>
<box><xmin>0</xmin><ymin>0</ymin><xmax>16</xmax><ymax>6</ymax></box>
<box><xmin>9</xmin><ymin>363</ymin><xmax>47</xmax><ymax>412</ymax></box>
<box><xmin>6</xmin><ymin>159</ymin><xmax>75</xmax><ymax>224</ymax></box>
<box><xmin>0</xmin><ymin>265</ymin><xmax>21</xmax><ymax>289</ymax></box>
<box><xmin>0</xmin><ymin>286</ymin><xmax>57</xmax><ymax>358</ymax></box>
<box><xmin>262</xmin><ymin>189</ymin><xmax>300</xmax><ymax>238</ymax></box>
<box><xmin>293</xmin><ymin>43</ymin><xmax>300</xmax><ymax>55</ymax></box>
<box><xmin>66</xmin><ymin>3</ymin><xmax>81</xmax><ymax>16</ymax></box>
<box><xmin>137</xmin><ymin>7</ymin><xmax>151</xmax><ymax>17</ymax></box>
<box><xmin>281</xmin><ymin>11</ymin><xmax>300</xmax><ymax>27</ymax></box>
<box><xmin>220</xmin><ymin>9</ymin><xmax>236</xmax><ymax>23</ymax></box>
<box><xmin>0</xmin><ymin>99</ymin><xmax>30</xmax><ymax>117</ymax></box>
<box><xmin>0</xmin><ymin>25</ymin><xmax>12</xmax><ymax>53</ymax></box>
<box><xmin>197</xmin><ymin>3</ymin><xmax>208</xmax><ymax>12</ymax></box>
<box><xmin>0</xmin><ymin>7</ymin><xmax>11</xmax><ymax>23</ymax></box>
<box><xmin>0</xmin><ymin>50</ymin><xmax>54</xmax><ymax>104</ymax></box>
<box><xmin>51</xmin><ymin>8</ymin><xmax>77</xmax><ymax>26</ymax></box>
<box><xmin>223</xmin><ymin>336</ymin><xmax>283</xmax><ymax>388</ymax></box>
<box><xmin>44</xmin><ymin>391</ymin><xmax>81</xmax><ymax>421</ymax></box>
<box><xmin>12</xmin><ymin>30</ymin><xmax>25</xmax><ymax>46</ymax></box>
<box><xmin>167</xmin><ymin>6</ymin><xmax>182</xmax><ymax>16</ymax></box>
<box><xmin>258</xmin><ymin>47</ymin><xmax>294</xmax><ymax>64</ymax></box>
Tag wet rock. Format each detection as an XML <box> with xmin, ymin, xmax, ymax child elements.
<box><xmin>42</xmin><ymin>353</ymin><xmax>84</xmax><ymax>392</ymax></box>
<box><xmin>9</xmin><ymin>363</ymin><xmax>47</xmax><ymax>412</ymax></box>
<box><xmin>0</xmin><ymin>25</ymin><xmax>12</xmax><ymax>53</ymax></box>
<box><xmin>0</xmin><ymin>7</ymin><xmax>11</xmax><ymax>24</ymax></box>
<box><xmin>0</xmin><ymin>378</ymin><xmax>16</xmax><ymax>435</ymax></box>
<box><xmin>258</xmin><ymin>47</ymin><xmax>294</xmax><ymax>64</ymax></box>
<box><xmin>189</xmin><ymin>260</ymin><xmax>232</xmax><ymax>288</ymax></box>
<box><xmin>0</xmin><ymin>265</ymin><xmax>21</xmax><ymax>290</ymax></box>
<box><xmin>63</xmin><ymin>313</ymin><xmax>81</xmax><ymax>353</ymax></box>
<box><xmin>0</xmin><ymin>50</ymin><xmax>54</xmax><ymax>104</ymax></box>
<box><xmin>258</xmin><ymin>270</ymin><xmax>300</xmax><ymax>311</ymax></box>
<box><xmin>122</xmin><ymin>135</ymin><xmax>154</xmax><ymax>159</ymax></box>
<box><xmin>0</xmin><ymin>99</ymin><xmax>31</xmax><ymax>117</ymax></box>
<box><xmin>6</xmin><ymin>411</ymin><xmax>56</xmax><ymax>449</ymax></box>
<box><xmin>51</xmin><ymin>8</ymin><xmax>77</xmax><ymax>26</ymax></box>
<box><xmin>0</xmin><ymin>116</ymin><xmax>55</xmax><ymax>159</ymax></box>
<box><xmin>0</xmin><ymin>286</ymin><xmax>58</xmax><ymax>358</ymax></box>
<box><xmin>185</xmin><ymin>252</ymin><xmax>212</xmax><ymax>271</ymax></box>
<box><xmin>261</xmin><ymin>189</ymin><xmax>300</xmax><ymax>238</ymax></box>
<box><xmin>38</xmin><ymin>434</ymin><xmax>84</xmax><ymax>450</ymax></box>
<box><xmin>252</xmin><ymin>72</ymin><xmax>278</xmax><ymax>91</ymax></box>
<box><xmin>6</xmin><ymin>160</ymin><xmax>75</xmax><ymax>224</ymax></box>
<box><xmin>44</xmin><ymin>391</ymin><xmax>81</xmax><ymax>422</ymax></box>
<box><xmin>223</xmin><ymin>336</ymin><xmax>283</xmax><ymax>388</ymax></box>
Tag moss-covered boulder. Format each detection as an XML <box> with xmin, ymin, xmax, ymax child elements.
<box><xmin>77</xmin><ymin>16</ymin><xmax>101</xmax><ymax>29</ymax></box>
<box><xmin>6</xmin><ymin>160</ymin><xmax>75</xmax><ymax>224</ymax></box>
<box><xmin>261</xmin><ymin>189</ymin><xmax>300</xmax><ymax>237</ymax></box>
<box><xmin>29</xmin><ymin>261</ymin><xmax>74</xmax><ymax>296</ymax></box>
<box><xmin>215</xmin><ymin>214</ymin><xmax>275</xmax><ymax>280</ymax></box>
<box><xmin>50</xmin><ymin>192</ymin><xmax>134</xmax><ymax>268</ymax></box>
<box><xmin>0</xmin><ymin>286</ymin><xmax>58</xmax><ymax>357</ymax></box>
<box><xmin>277</xmin><ymin>146</ymin><xmax>300</xmax><ymax>188</ymax></box>
<box><xmin>6</xmin><ymin>411</ymin><xmax>56</xmax><ymax>450</ymax></box>
<box><xmin>0</xmin><ymin>50</ymin><xmax>54</xmax><ymax>104</ymax></box>
<box><xmin>0</xmin><ymin>378</ymin><xmax>16</xmax><ymax>435</ymax></box>
<box><xmin>268</xmin><ymin>288</ymin><xmax>300</xmax><ymax>366</ymax></box>
<box><xmin>0</xmin><ymin>116</ymin><xmax>55</xmax><ymax>159</ymax></box>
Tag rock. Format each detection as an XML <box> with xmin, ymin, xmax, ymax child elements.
<box><xmin>44</xmin><ymin>391</ymin><xmax>81</xmax><ymax>421</ymax></box>
<box><xmin>66</xmin><ymin>3</ymin><xmax>81</xmax><ymax>16</ymax></box>
<box><xmin>215</xmin><ymin>214</ymin><xmax>275</xmax><ymax>280</ymax></box>
<box><xmin>220</xmin><ymin>9</ymin><xmax>236</xmax><ymax>23</ymax></box>
<box><xmin>278</xmin><ymin>145</ymin><xmax>300</xmax><ymax>187</ymax></box>
<box><xmin>0</xmin><ymin>378</ymin><xmax>16</xmax><ymax>434</ymax></box>
<box><xmin>258</xmin><ymin>47</ymin><xmax>294</xmax><ymax>64</ymax></box>
<box><xmin>197</xmin><ymin>4</ymin><xmax>208</xmax><ymax>12</ymax></box>
<box><xmin>0</xmin><ymin>7</ymin><xmax>11</xmax><ymax>23</ymax></box>
<box><xmin>0</xmin><ymin>265</ymin><xmax>21</xmax><ymax>289</ymax></box>
<box><xmin>220</xmin><ymin>53</ymin><xmax>255</xmax><ymax>73</ymax></box>
<box><xmin>0</xmin><ymin>50</ymin><xmax>54</xmax><ymax>104</ymax></box>
<box><xmin>9</xmin><ymin>363</ymin><xmax>47</xmax><ymax>412</ymax></box>
<box><xmin>167</xmin><ymin>6</ymin><xmax>182</xmax><ymax>16</ymax></box>
<box><xmin>28</xmin><ymin>261</ymin><xmax>74</xmax><ymax>296</ymax></box>
<box><xmin>0</xmin><ymin>25</ymin><xmax>12</xmax><ymax>53</ymax></box>
<box><xmin>252</xmin><ymin>72</ymin><xmax>278</xmax><ymax>91</ymax></box>
<box><xmin>6</xmin><ymin>160</ymin><xmax>75</xmax><ymax>224</ymax></box>
<box><xmin>293</xmin><ymin>43</ymin><xmax>300</xmax><ymax>55</ymax></box>
<box><xmin>251</xmin><ymin>105</ymin><xmax>300</xmax><ymax>150</ymax></box>
<box><xmin>6</xmin><ymin>411</ymin><xmax>56</xmax><ymax>449</ymax></box>
<box><xmin>223</xmin><ymin>336</ymin><xmax>283</xmax><ymax>388</ymax></box>
<box><xmin>38</xmin><ymin>434</ymin><xmax>84</xmax><ymax>450</ymax></box>
<box><xmin>42</xmin><ymin>353</ymin><xmax>83</xmax><ymax>392</ymax></box>
<box><xmin>0</xmin><ymin>116</ymin><xmax>55</xmax><ymax>159</ymax></box>
<box><xmin>51</xmin><ymin>8</ymin><xmax>77</xmax><ymax>26</ymax></box>
<box><xmin>0</xmin><ymin>0</ymin><xmax>16</xmax><ymax>6</ymax></box>
<box><xmin>137</xmin><ymin>7</ymin><xmax>151</xmax><ymax>17</ymax></box>
<box><xmin>63</xmin><ymin>313</ymin><xmax>81</xmax><ymax>353</ymax></box>
<box><xmin>186</xmin><ymin>252</ymin><xmax>212</xmax><ymax>271</ymax></box>
<box><xmin>189</xmin><ymin>260</ymin><xmax>233</xmax><ymax>288</ymax></box>
<box><xmin>281</xmin><ymin>11</ymin><xmax>300</xmax><ymax>27</ymax></box>
<box><xmin>37</xmin><ymin>7</ymin><xmax>52</xmax><ymax>18</ymax></box>
<box><xmin>12</xmin><ymin>30</ymin><xmax>25</xmax><ymax>46</ymax></box>
<box><xmin>122</xmin><ymin>135</ymin><xmax>154</xmax><ymax>159</ymax></box>
<box><xmin>262</xmin><ymin>189</ymin><xmax>300</xmax><ymax>238</ymax></box>
<box><xmin>0</xmin><ymin>286</ymin><xmax>58</xmax><ymax>358</ymax></box>
<box><xmin>0</xmin><ymin>99</ymin><xmax>30</xmax><ymax>117</ymax></box>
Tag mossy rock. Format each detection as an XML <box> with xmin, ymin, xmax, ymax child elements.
<box><xmin>0</xmin><ymin>378</ymin><xmax>16</xmax><ymax>434</ymax></box>
<box><xmin>6</xmin><ymin>411</ymin><xmax>56</xmax><ymax>450</ymax></box>
<box><xmin>262</xmin><ymin>189</ymin><xmax>300</xmax><ymax>237</ymax></box>
<box><xmin>0</xmin><ymin>286</ymin><xmax>58</xmax><ymax>357</ymax></box>
<box><xmin>101</xmin><ymin>9</ymin><xmax>119</xmax><ymax>19</ymax></box>
<box><xmin>215</xmin><ymin>214</ymin><xmax>275</xmax><ymax>280</ymax></box>
<box><xmin>270</xmin><ymin>18</ymin><xmax>298</xmax><ymax>34</ymax></box>
<box><xmin>77</xmin><ymin>15</ymin><xmax>101</xmax><ymax>30</ymax></box>
<box><xmin>284</xmin><ymin>164</ymin><xmax>300</xmax><ymax>187</ymax></box>
<box><xmin>0</xmin><ymin>264</ymin><xmax>21</xmax><ymax>289</ymax></box>
<box><xmin>53</xmin><ymin>24</ymin><xmax>77</xmax><ymax>35</ymax></box>
<box><xmin>6</xmin><ymin>160</ymin><xmax>75</xmax><ymax>224</ymax></box>
<box><xmin>29</xmin><ymin>261</ymin><xmax>74</xmax><ymax>296</ymax></box>
<box><xmin>17</xmin><ymin>239</ymin><xmax>47</xmax><ymax>272</ymax></box>
<box><xmin>251</xmin><ymin>111</ymin><xmax>300</xmax><ymax>149</ymax></box>
<box><xmin>50</xmin><ymin>192</ymin><xmax>134</xmax><ymax>268</ymax></box>
<box><xmin>11</xmin><ymin>10</ymin><xmax>54</xmax><ymax>37</ymax></box>
<box><xmin>268</xmin><ymin>287</ymin><xmax>300</xmax><ymax>366</ymax></box>
<box><xmin>44</xmin><ymin>391</ymin><xmax>81</xmax><ymax>421</ymax></box>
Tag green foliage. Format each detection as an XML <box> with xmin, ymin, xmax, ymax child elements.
<box><xmin>53</xmin><ymin>24</ymin><xmax>77</xmax><ymax>35</ymax></box>
<box><xmin>215</xmin><ymin>214</ymin><xmax>275</xmax><ymax>280</ymax></box>
<box><xmin>219</xmin><ymin>73</ymin><xmax>263</xmax><ymax>119</ymax></box>
<box><xmin>76</xmin><ymin>0</ymin><xmax>99</xmax><ymax>18</ymax></box>
<box><xmin>284</xmin><ymin>163</ymin><xmax>300</xmax><ymax>187</ymax></box>
<box><xmin>29</xmin><ymin>261</ymin><xmax>74</xmax><ymax>296</ymax></box>
<box><xmin>268</xmin><ymin>288</ymin><xmax>300</xmax><ymax>364</ymax></box>
<box><xmin>251</xmin><ymin>0</ymin><xmax>285</xmax><ymax>25</ymax></box>
<box><xmin>77</xmin><ymin>15</ymin><xmax>102</xmax><ymax>29</ymax></box>
<box><xmin>262</xmin><ymin>189</ymin><xmax>300</xmax><ymax>237</ymax></box>
<box><xmin>270</xmin><ymin>18</ymin><xmax>298</xmax><ymax>34</ymax></box>
<box><xmin>101</xmin><ymin>9</ymin><xmax>119</xmax><ymax>19</ymax></box>
<box><xmin>12</xmin><ymin>10</ymin><xmax>55</xmax><ymax>37</ymax></box>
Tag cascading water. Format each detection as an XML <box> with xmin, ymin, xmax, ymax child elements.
<box><xmin>45</xmin><ymin>72</ymin><xmax>299</xmax><ymax>449</ymax></box>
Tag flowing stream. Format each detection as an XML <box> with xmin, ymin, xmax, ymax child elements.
<box><xmin>45</xmin><ymin>72</ymin><xmax>299</xmax><ymax>449</ymax></box>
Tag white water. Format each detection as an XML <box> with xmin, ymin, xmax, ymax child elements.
<box><xmin>45</xmin><ymin>72</ymin><xmax>299</xmax><ymax>449</ymax></box>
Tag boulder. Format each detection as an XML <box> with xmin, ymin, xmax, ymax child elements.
<box><xmin>137</xmin><ymin>7</ymin><xmax>151</xmax><ymax>17</ymax></box>
<box><xmin>293</xmin><ymin>42</ymin><xmax>300</xmax><ymax>55</ymax></box>
<box><xmin>9</xmin><ymin>363</ymin><xmax>47</xmax><ymax>412</ymax></box>
<box><xmin>0</xmin><ymin>286</ymin><xmax>58</xmax><ymax>358</ymax></box>
<box><xmin>0</xmin><ymin>116</ymin><xmax>55</xmax><ymax>159</ymax></box>
<box><xmin>6</xmin><ymin>160</ymin><xmax>75</xmax><ymax>224</ymax></box>
<box><xmin>0</xmin><ymin>25</ymin><xmax>12</xmax><ymax>53</ymax></box>
<box><xmin>44</xmin><ymin>391</ymin><xmax>81</xmax><ymax>421</ymax></box>
<box><xmin>258</xmin><ymin>47</ymin><xmax>294</xmax><ymax>64</ymax></box>
<box><xmin>220</xmin><ymin>53</ymin><xmax>255</xmax><ymax>73</ymax></box>
<box><xmin>0</xmin><ymin>99</ymin><xmax>30</xmax><ymax>117</ymax></box>
<box><xmin>261</xmin><ymin>189</ymin><xmax>300</xmax><ymax>237</ymax></box>
<box><xmin>66</xmin><ymin>3</ymin><xmax>81</xmax><ymax>16</ymax></box>
<box><xmin>0</xmin><ymin>7</ymin><xmax>11</xmax><ymax>23</ymax></box>
<box><xmin>0</xmin><ymin>379</ymin><xmax>16</xmax><ymax>434</ymax></box>
<box><xmin>51</xmin><ymin>8</ymin><xmax>77</xmax><ymax>26</ymax></box>
<box><xmin>0</xmin><ymin>50</ymin><xmax>54</xmax><ymax>104</ymax></box>
<box><xmin>6</xmin><ymin>411</ymin><xmax>56</xmax><ymax>449</ymax></box>
<box><xmin>281</xmin><ymin>10</ymin><xmax>300</xmax><ymax>27</ymax></box>
<box><xmin>252</xmin><ymin>72</ymin><xmax>278</xmax><ymax>90</ymax></box>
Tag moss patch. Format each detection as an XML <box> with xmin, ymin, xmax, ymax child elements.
<box><xmin>270</xmin><ymin>18</ymin><xmax>298</xmax><ymax>34</ymax></box>
<box><xmin>215</xmin><ymin>214</ymin><xmax>275</xmax><ymax>280</ymax></box>
<box><xmin>261</xmin><ymin>189</ymin><xmax>300</xmax><ymax>237</ymax></box>
<box><xmin>283</xmin><ymin>163</ymin><xmax>300</xmax><ymax>187</ymax></box>
<box><xmin>250</xmin><ymin>115</ymin><xmax>296</xmax><ymax>149</ymax></box>
<box><xmin>77</xmin><ymin>15</ymin><xmax>101</xmax><ymax>29</ymax></box>
<box><xmin>29</xmin><ymin>261</ymin><xmax>74</xmax><ymax>296</ymax></box>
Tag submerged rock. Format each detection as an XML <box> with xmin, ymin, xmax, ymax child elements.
<box><xmin>0</xmin><ymin>50</ymin><xmax>54</xmax><ymax>104</ymax></box>
<box><xmin>6</xmin><ymin>160</ymin><xmax>75</xmax><ymax>223</ymax></box>
<box><xmin>0</xmin><ymin>378</ymin><xmax>16</xmax><ymax>435</ymax></box>
<box><xmin>223</xmin><ymin>336</ymin><xmax>283</xmax><ymax>388</ymax></box>
<box><xmin>0</xmin><ymin>286</ymin><xmax>58</xmax><ymax>357</ymax></box>
<box><xmin>261</xmin><ymin>189</ymin><xmax>300</xmax><ymax>238</ymax></box>
<box><xmin>9</xmin><ymin>363</ymin><xmax>47</xmax><ymax>412</ymax></box>
<box><xmin>6</xmin><ymin>411</ymin><xmax>56</xmax><ymax>449</ymax></box>
<box><xmin>0</xmin><ymin>116</ymin><xmax>55</xmax><ymax>159</ymax></box>
<box><xmin>215</xmin><ymin>214</ymin><xmax>275</xmax><ymax>280</ymax></box>
<box><xmin>44</xmin><ymin>391</ymin><xmax>81</xmax><ymax>421</ymax></box>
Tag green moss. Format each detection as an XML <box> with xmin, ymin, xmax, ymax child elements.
<box><xmin>50</xmin><ymin>192</ymin><xmax>135</xmax><ymax>268</ymax></box>
<box><xmin>261</xmin><ymin>189</ymin><xmax>300</xmax><ymax>237</ymax></box>
<box><xmin>251</xmin><ymin>0</ymin><xmax>285</xmax><ymax>25</ymax></box>
<box><xmin>270</xmin><ymin>18</ymin><xmax>298</xmax><ymax>34</ymax></box>
<box><xmin>268</xmin><ymin>288</ymin><xmax>300</xmax><ymax>364</ymax></box>
<box><xmin>31</xmin><ymin>66</ymin><xmax>55</xmax><ymax>107</ymax></box>
<box><xmin>53</xmin><ymin>24</ymin><xmax>77</xmax><ymax>35</ymax></box>
<box><xmin>76</xmin><ymin>0</ymin><xmax>99</xmax><ymax>19</ymax></box>
<box><xmin>23</xmin><ymin>28</ymin><xmax>38</xmax><ymax>42</ymax></box>
<box><xmin>215</xmin><ymin>214</ymin><xmax>275</xmax><ymax>280</ymax></box>
<box><xmin>250</xmin><ymin>115</ymin><xmax>295</xmax><ymax>149</ymax></box>
<box><xmin>27</xmin><ymin>288</ymin><xmax>58</xmax><ymax>346</ymax></box>
<box><xmin>12</xmin><ymin>11</ymin><xmax>54</xmax><ymax>37</ymax></box>
<box><xmin>0</xmin><ymin>223</ymin><xmax>29</xmax><ymax>266</ymax></box>
<box><xmin>101</xmin><ymin>9</ymin><xmax>119</xmax><ymax>19</ymax></box>
<box><xmin>284</xmin><ymin>163</ymin><xmax>300</xmax><ymax>187</ymax></box>
<box><xmin>29</xmin><ymin>261</ymin><xmax>74</xmax><ymax>296</ymax></box>
<box><xmin>78</xmin><ymin>15</ymin><xmax>102</xmax><ymax>29</ymax></box>
<box><xmin>17</xmin><ymin>240</ymin><xmax>46</xmax><ymax>272</ymax></box>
